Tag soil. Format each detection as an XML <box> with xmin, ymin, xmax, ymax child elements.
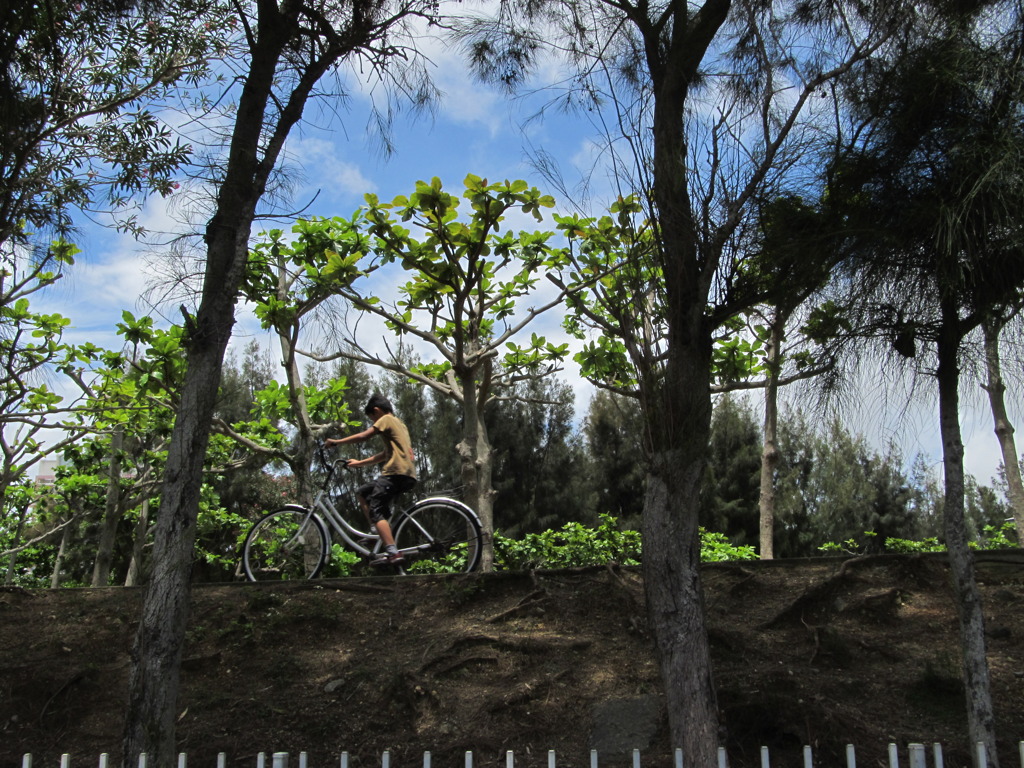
<box><xmin>2</xmin><ymin>554</ymin><xmax>1024</xmax><ymax>768</ymax></box>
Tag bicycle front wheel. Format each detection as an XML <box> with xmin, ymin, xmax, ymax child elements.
<box><xmin>242</xmin><ymin>506</ymin><xmax>329</xmax><ymax>582</ymax></box>
<box><xmin>393</xmin><ymin>498</ymin><xmax>483</xmax><ymax>574</ymax></box>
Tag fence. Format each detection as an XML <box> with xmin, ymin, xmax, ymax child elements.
<box><xmin>18</xmin><ymin>743</ymin><xmax>1024</xmax><ymax>768</ymax></box>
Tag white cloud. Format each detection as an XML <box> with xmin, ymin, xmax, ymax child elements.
<box><xmin>287</xmin><ymin>135</ymin><xmax>377</xmax><ymax>208</ymax></box>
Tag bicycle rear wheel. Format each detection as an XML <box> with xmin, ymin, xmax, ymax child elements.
<box><xmin>242</xmin><ymin>506</ymin><xmax>329</xmax><ymax>581</ymax></box>
<box><xmin>393</xmin><ymin>498</ymin><xmax>483</xmax><ymax>574</ymax></box>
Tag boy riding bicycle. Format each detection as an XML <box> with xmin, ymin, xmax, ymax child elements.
<box><xmin>325</xmin><ymin>394</ymin><xmax>417</xmax><ymax>565</ymax></box>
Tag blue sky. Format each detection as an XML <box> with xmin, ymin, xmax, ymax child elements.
<box><xmin>33</xmin><ymin>23</ymin><xmax>1022</xmax><ymax>488</ymax></box>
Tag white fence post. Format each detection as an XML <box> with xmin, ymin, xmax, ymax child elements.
<box><xmin>909</xmin><ymin>744</ymin><xmax>926</xmax><ymax>768</ymax></box>
<box><xmin>18</xmin><ymin>740</ymin><xmax>1024</xmax><ymax>767</ymax></box>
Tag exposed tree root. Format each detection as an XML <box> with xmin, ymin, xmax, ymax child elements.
<box><xmin>419</xmin><ymin>632</ymin><xmax>592</xmax><ymax>675</ymax></box>
<box><xmin>761</xmin><ymin>555</ymin><xmax>890</xmax><ymax>629</ymax></box>
<box><xmin>486</xmin><ymin>590</ymin><xmax>549</xmax><ymax>623</ymax></box>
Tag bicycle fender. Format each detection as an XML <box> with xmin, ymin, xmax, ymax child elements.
<box><xmin>406</xmin><ymin>497</ymin><xmax>481</xmax><ymax>524</ymax></box>
<box><xmin>267</xmin><ymin>504</ymin><xmax>314</xmax><ymax>515</ymax></box>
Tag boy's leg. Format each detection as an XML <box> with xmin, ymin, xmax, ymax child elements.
<box><xmin>372</xmin><ymin>477</ymin><xmax>415</xmax><ymax>551</ymax></box>
<box><xmin>375</xmin><ymin>518</ymin><xmax>397</xmax><ymax>549</ymax></box>
<box><xmin>356</xmin><ymin>484</ymin><xmax>378</xmax><ymax>532</ymax></box>
<box><xmin>365</xmin><ymin>477</ymin><xmax>403</xmax><ymax>561</ymax></box>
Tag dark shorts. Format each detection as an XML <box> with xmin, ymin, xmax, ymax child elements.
<box><xmin>357</xmin><ymin>475</ymin><xmax>417</xmax><ymax>522</ymax></box>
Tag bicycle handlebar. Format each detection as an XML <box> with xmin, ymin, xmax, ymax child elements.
<box><xmin>317</xmin><ymin>442</ymin><xmax>352</xmax><ymax>482</ymax></box>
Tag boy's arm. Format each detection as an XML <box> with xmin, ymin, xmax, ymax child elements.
<box><xmin>325</xmin><ymin>426</ymin><xmax>377</xmax><ymax>448</ymax></box>
<box><xmin>347</xmin><ymin>452</ymin><xmax>385</xmax><ymax>469</ymax></box>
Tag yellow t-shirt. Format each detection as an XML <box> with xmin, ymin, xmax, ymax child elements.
<box><xmin>373</xmin><ymin>413</ymin><xmax>416</xmax><ymax>479</ymax></box>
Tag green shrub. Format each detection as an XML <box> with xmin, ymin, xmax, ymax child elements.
<box><xmin>491</xmin><ymin>515</ymin><xmax>757</xmax><ymax>571</ymax></box>
<box><xmin>320</xmin><ymin>544</ymin><xmax>360</xmax><ymax>577</ymax></box>
<box><xmin>977</xmin><ymin>521</ymin><xmax>1019</xmax><ymax>549</ymax></box>
<box><xmin>883</xmin><ymin>536</ymin><xmax>945</xmax><ymax>553</ymax></box>
<box><xmin>700</xmin><ymin>528</ymin><xmax>757</xmax><ymax>562</ymax></box>
<box><xmin>818</xmin><ymin>521</ymin><xmax>1019</xmax><ymax>555</ymax></box>
<box><xmin>494</xmin><ymin>514</ymin><xmax>642</xmax><ymax>570</ymax></box>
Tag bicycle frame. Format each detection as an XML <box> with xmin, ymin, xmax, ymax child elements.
<box><xmin>308</xmin><ymin>451</ymin><xmax>483</xmax><ymax>563</ymax></box>
<box><xmin>310</xmin><ymin>482</ymin><xmax>382</xmax><ymax>558</ymax></box>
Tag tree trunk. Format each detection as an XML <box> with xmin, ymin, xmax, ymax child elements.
<box><xmin>121</xmin><ymin>16</ymin><xmax>294</xmax><ymax>765</ymax></box>
<box><xmin>118</xmin><ymin>0</ymin><xmax>389</xmax><ymax>753</ymax></box>
<box><xmin>981</xmin><ymin>317</ymin><xmax>1024</xmax><ymax>544</ymax></box>
<box><xmin>4</xmin><ymin>505</ymin><xmax>28</xmax><ymax>585</ymax></box>
<box><xmin>639</xmin><ymin>0</ymin><xmax>729</xmax><ymax>751</ymax></box>
<box><xmin>642</xmin><ymin>334</ymin><xmax>720</xmax><ymax>765</ymax></box>
<box><xmin>457</xmin><ymin>367</ymin><xmax>495</xmax><ymax>570</ymax></box>
<box><xmin>92</xmin><ymin>425</ymin><xmax>125</xmax><ymax>586</ymax></box>
<box><xmin>276</xmin><ymin>264</ymin><xmax>318</xmax><ymax>508</ymax></box>
<box><xmin>121</xmin><ymin>278</ymin><xmax>240</xmax><ymax>768</ymax></box>
<box><xmin>124</xmin><ymin>497</ymin><xmax>150</xmax><ymax>587</ymax></box>
<box><xmin>50</xmin><ymin>516</ymin><xmax>73</xmax><ymax>589</ymax></box>
<box><xmin>758</xmin><ymin>313</ymin><xmax>784</xmax><ymax>559</ymax></box>
<box><xmin>938</xmin><ymin>302</ymin><xmax>999</xmax><ymax>768</ymax></box>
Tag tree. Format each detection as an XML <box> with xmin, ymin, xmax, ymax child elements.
<box><xmin>459</xmin><ymin>1</ymin><xmax>908</xmax><ymax>757</ymax></box>
<box><xmin>744</xmin><ymin>195</ymin><xmax>843</xmax><ymax>559</ymax></box>
<box><xmin>804</xmin><ymin>421</ymin><xmax>921</xmax><ymax>551</ymax></box>
<box><xmin>700</xmin><ymin>395</ymin><xmax>761</xmax><ymax>547</ymax></box>
<box><xmin>771</xmin><ymin>406</ymin><xmax>819</xmax><ymax>557</ymax></box>
<box><xmin>980</xmin><ymin>310</ymin><xmax>1024</xmax><ymax>543</ymax></box>
<box><xmin>557</xmin><ymin>196</ymin><xmax>836</xmax><ymax>559</ymax></box>
<box><xmin>233</xmin><ymin>216</ymin><xmax>369</xmax><ymax>504</ymax></box>
<box><xmin>487</xmin><ymin>375</ymin><xmax>592</xmax><ymax>536</ymax></box>
<box><xmin>216</xmin><ymin>340</ymin><xmax>276</xmax><ymax>425</ymax></box>
<box><xmin>825</xmin><ymin>3</ymin><xmax>1024</xmax><ymax>759</ymax></box>
<box><xmin>0</xmin><ymin>0</ymin><xmax>224</xmax><ymax>587</ymax></box>
<box><xmin>304</xmin><ymin>175</ymin><xmax>579</xmax><ymax>569</ymax></box>
<box><xmin>1</xmin><ymin>0</ymin><xmax>222</xmax><ymax>246</ymax></box>
<box><xmin>122</xmin><ymin>0</ymin><xmax>444</xmax><ymax>764</ymax></box>
<box><xmin>583</xmin><ymin>390</ymin><xmax>646</xmax><ymax>530</ymax></box>
<box><xmin>0</xmin><ymin>247</ymin><xmax>144</xmax><ymax>581</ymax></box>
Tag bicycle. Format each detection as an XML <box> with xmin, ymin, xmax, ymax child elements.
<box><xmin>241</xmin><ymin>447</ymin><xmax>483</xmax><ymax>580</ymax></box>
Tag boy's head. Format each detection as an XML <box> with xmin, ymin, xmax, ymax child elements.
<box><xmin>364</xmin><ymin>393</ymin><xmax>394</xmax><ymax>417</ymax></box>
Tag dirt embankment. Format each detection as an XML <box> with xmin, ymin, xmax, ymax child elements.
<box><xmin>2</xmin><ymin>554</ymin><xmax>1023</xmax><ymax>768</ymax></box>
